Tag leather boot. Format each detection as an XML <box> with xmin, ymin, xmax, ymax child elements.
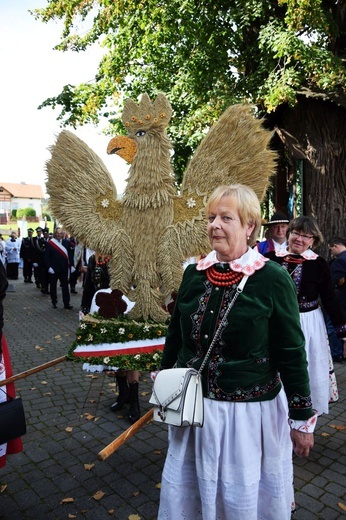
<box><xmin>110</xmin><ymin>375</ymin><xmax>130</xmax><ymax>412</ymax></box>
<box><xmin>128</xmin><ymin>381</ymin><xmax>140</xmax><ymax>423</ymax></box>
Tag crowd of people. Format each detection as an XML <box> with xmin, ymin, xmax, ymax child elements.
<box><xmin>0</xmin><ymin>196</ymin><xmax>345</xmax><ymax>518</ymax></box>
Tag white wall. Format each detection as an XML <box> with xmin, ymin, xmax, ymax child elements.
<box><xmin>11</xmin><ymin>197</ymin><xmax>42</xmax><ymax>217</ymax></box>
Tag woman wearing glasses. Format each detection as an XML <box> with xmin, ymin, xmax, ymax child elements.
<box><xmin>265</xmin><ymin>216</ymin><xmax>346</xmax><ymax>416</ymax></box>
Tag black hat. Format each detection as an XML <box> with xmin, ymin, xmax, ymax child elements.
<box><xmin>35</xmin><ymin>226</ymin><xmax>43</xmax><ymax>232</ymax></box>
<box><xmin>43</xmin><ymin>227</ymin><xmax>49</xmax><ymax>233</ymax></box>
<box><xmin>27</xmin><ymin>228</ymin><xmax>34</xmax><ymax>232</ymax></box>
<box><xmin>264</xmin><ymin>212</ymin><xmax>289</xmax><ymax>226</ymax></box>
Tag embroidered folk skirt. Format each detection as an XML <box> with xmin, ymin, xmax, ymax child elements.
<box><xmin>299</xmin><ymin>307</ymin><xmax>338</xmax><ymax>415</ymax></box>
<box><xmin>158</xmin><ymin>389</ymin><xmax>293</xmax><ymax>520</ymax></box>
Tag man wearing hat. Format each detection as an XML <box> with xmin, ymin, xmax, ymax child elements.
<box><xmin>20</xmin><ymin>227</ymin><xmax>36</xmax><ymax>283</ymax></box>
<box><xmin>256</xmin><ymin>212</ymin><xmax>290</xmax><ymax>255</ymax></box>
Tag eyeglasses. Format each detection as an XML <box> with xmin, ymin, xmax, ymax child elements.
<box><xmin>290</xmin><ymin>230</ymin><xmax>314</xmax><ymax>240</ymax></box>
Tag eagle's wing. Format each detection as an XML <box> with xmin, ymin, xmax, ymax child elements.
<box><xmin>181</xmin><ymin>104</ymin><xmax>276</xmax><ymax>202</ymax></box>
<box><xmin>46</xmin><ymin>130</ymin><xmax>122</xmax><ymax>252</ymax></box>
<box><xmin>46</xmin><ymin>130</ymin><xmax>135</xmax><ymax>294</ymax></box>
<box><xmin>159</xmin><ymin>105</ymin><xmax>277</xmax><ymax>291</ymax></box>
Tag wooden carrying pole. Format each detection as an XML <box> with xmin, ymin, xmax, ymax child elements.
<box><xmin>0</xmin><ymin>356</ymin><xmax>67</xmax><ymax>387</ymax></box>
<box><xmin>98</xmin><ymin>408</ymin><xmax>154</xmax><ymax>461</ymax></box>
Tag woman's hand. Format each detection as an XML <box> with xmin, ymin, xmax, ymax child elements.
<box><xmin>290</xmin><ymin>430</ymin><xmax>314</xmax><ymax>457</ymax></box>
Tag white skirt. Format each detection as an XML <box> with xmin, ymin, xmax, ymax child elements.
<box><xmin>300</xmin><ymin>308</ymin><xmax>338</xmax><ymax>415</ymax></box>
<box><xmin>158</xmin><ymin>389</ymin><xmax>293</xmax><ymax>520</ymax></box>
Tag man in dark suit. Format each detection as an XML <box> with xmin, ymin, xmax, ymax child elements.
<box><xmin>44</xmin><ymin>228</ymin><xmax>74</xmax><ymax>309</ymax></box>
<box><xmin>20</xmin><ymin>228</ymin><xmax>35</xmax><ymax>283</ymax></box>
<box><xmin>33</xmin><ymin>227</ymin><xmax>49</xmax><ymax>293</ymax></box>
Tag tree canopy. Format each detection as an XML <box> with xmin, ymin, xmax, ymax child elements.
<box><xmin>32</xmin><ymin>0</ymin><xmax>346</xmax><ymax>181</ymax></box>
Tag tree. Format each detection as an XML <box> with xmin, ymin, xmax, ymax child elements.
<box><xmin>32</xmin><ymin>0</ymin><xmax>346</xmax><ymax>252</ymax></box>
<box><xmin>17</xmin><ymin>208</ymin><xmax>37</xmax><ymax>219</ymax></box>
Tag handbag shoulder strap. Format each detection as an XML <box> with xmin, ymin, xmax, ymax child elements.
<box><xmin>198</xmin><ymin>274</ymin><xmax>249</xmax><ymax>375</ymax></box>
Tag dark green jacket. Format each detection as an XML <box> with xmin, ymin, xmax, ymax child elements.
<box><xmin>161</xmin><ymin>260</ymin><xmax>314</xmax><ymax>420</ymax></box>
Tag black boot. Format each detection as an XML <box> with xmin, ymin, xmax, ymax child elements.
<box><xmin>110</xmin><ymin>375</ymin><xmax>130</xmax><ymax>412</ymax></box>
<box><xmin>128</xmin><ymin>381</ymin><xmax>140</xmax><ymax>423</ymax></box>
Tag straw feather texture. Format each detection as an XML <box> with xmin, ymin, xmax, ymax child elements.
<box><xmin>46</xmin><ymin>94</ymin><xmax>277</xmax><ymax>321</ymax></box>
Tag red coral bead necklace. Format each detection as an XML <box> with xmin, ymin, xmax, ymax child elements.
<box><xmin>206</xmin><ymin>265</ymin><xmax>244</xmax><ymax>287</ymax></box>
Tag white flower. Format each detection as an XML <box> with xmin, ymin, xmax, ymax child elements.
<box><xmin>187</xmin><ymin>197</ymin><xmax>196</xmax><ymax>208</ymax></box>
<box><xmin>153</xmin><ymin>353</ymin><xmax>160</xmax><ymax>360</ymax></box>
<box><xmin>80</xmin><ymin>323</ymin><xmax>87</xmax><ymax>329</ymax></box>
<box><xmin>118</xmin><ymin>328</ymin><xmax>125</xmax><ymax>335</ymax></box>
<box><xmin>101</xmin><ymin>198</ymin><xmax>110</xmax><ymax>208</ymax></box>
<box><xmin>100</xmin><ymin>328</ymin><xmax>107</xmax><ymax>334</ymax></box>
<box><xmin>143</xmin><ymin>324</ymin><xmax>150</xmax><ymax>332</ymax></box>
<box><xmin>87</xmin><ymin>334</ymin><xmax>93</xmax><ymax>342</ymax></box>
<box><xmin>103</xmin><ymin>357</ymin><xmax>110</xmax><ymax>364</ymax></box>
<box><xmin>134</xmin><ymin>354</ymin><xmax>141</xmax><ymax>360</ymax></box>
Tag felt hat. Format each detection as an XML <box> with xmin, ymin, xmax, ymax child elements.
<box><xmin>27</xmin><ymin>228</ymin><xmax>34</xmax><ymax>232</ymax></box>
<box><xmin>264</xmin><ymin>212</ymin><xmax>289</xmax><ymax>226</ymax></box>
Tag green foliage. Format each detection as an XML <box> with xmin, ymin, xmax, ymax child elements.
<box><xmin>11</xmin><ymin>209</ymin><xmax>17</xmax><ymax>218</ymax></box>
<box><xmin>31</xmin><ymin>0</ymin><xmax>346</xmax><ymax>180</ymax></box>
<box><xmin>42</xmin><ymin>212</ymin><xmax>52</xmax><ymax>221</ymax></box>
<box><xmin>16</xmin><ymin>208</ymin><xmax>37</xmax><ymax>218</ymax></box>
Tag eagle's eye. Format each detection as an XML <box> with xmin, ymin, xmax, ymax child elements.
<box><xmin>135</xmin><ymin>130</ymin><xmax>146</xmax><ymax>137</ymax></box>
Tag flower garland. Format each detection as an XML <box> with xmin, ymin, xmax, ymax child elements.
<box><xmin>68</xmin><ymin>314</ymin><xmax>167</xmax><ymax>371</ymax></box>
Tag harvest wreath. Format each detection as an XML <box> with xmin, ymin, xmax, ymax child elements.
<box><xmin>67</xmin><ymin>313</ymin><xmax>167</xmax><ymax>372</ymax></box>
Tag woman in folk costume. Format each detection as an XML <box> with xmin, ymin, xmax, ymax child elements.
<box><xmin>158</xmin><ymin>185</ymin><xmax>316</xmax><ymax>520</ymax></box>
<box><xmin>265</xmin><ymin>216</ymin><xmax>346</xmax><ymax>414</ymax></box>
<box><xmin>0</xmin><ymin>261</ymin><xmax>23</xmax><ymax>468</ymax></box>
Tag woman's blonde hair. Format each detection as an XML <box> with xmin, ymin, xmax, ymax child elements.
<box><xmin>206</xmin><ymin>184</ymin><xmax>261</xmax><ymax>245</ymax></box>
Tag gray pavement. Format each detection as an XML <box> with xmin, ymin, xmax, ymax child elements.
<box><xmin>0</xmin><ymin>274</ymin><xmax>345</xmax><ymax>519</ymax></box>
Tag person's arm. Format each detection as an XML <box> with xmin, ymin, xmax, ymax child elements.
<box><xmin>160</xmin><ymin>266</ymin><xmax>195</xmax><ymax>369</ymax></box>
<box><xmin>330</xmin><ymin>256</ymin><xmax>345</xmax><ymax>287</ymax></box>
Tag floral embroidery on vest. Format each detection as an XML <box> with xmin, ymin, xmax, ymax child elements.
<box><xmin>288</xmin><ymin>393</ymin><xmax>313</xmax><ymax>410</ymax></box>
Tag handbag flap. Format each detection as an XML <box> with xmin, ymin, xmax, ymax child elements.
<box><xmin>149</xmin><ymin>368</ymin><xmax>197</xmax><ymax>410</ymax></box>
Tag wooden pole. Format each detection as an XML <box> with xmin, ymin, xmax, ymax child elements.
<box><xmin>0</xmin><ymin>356</ymin><xmax>67</xmax><ymax>386</ymax></box>
<box><xmin>98</xmin><ymin>408</ymin><xmax>154</xmax><ymax>461</ymax></box>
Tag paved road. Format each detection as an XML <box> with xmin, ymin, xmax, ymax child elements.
<box><xmin>0</xmin><ymin>276</ymin><xmax>345</xmax><ymax>519</ymax></box>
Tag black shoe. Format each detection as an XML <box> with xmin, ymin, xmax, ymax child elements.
<box><xmin>52</xmin><ymin>303</ymin><xmax>57</xmax><ymax>309</ymax></box>
<box><xmin>332</xmin><ymin>356</ymin><xmax>344</xmax><ymax>363</ymax></box>
<box><xmin>70</xmin><ymin>289</ymin><xmax>78</xmax><ymax>294</ymax></box>
<box><xmin>64</xmin><ymin>304</ymin><xmax>73</xmax><ymax>310</ymax></box>
<box><xmin>41</xmin><ymin>289</ymin><xmax>49</xmax><ymax>294</ymax></box>
<box><xmin>28</xmin><ymin>279</ymin><xmax>33</xmax><ymax>283</ymax></box>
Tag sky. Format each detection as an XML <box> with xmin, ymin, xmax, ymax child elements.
<box><xmin>0</xmin><ymin>0</ymin><xmax>129</xmax><ymax>196</ymax></box>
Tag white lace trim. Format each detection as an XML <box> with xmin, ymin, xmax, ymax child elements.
<box><xmin>196</xmin><ymin>247</ymin><xmax>268</xmax><ymax>275</ymax></box>
<box><xmin>274</xmin><ymin>248</ymin><xmax>318</xmax><ymax>260</ymax></box>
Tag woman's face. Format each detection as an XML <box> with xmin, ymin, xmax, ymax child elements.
<box><xmin>207</xmin><ymin>196</ymin><xmax>254</xmax><ymax>262</ymax></box>
<box><xmin>288</xmin><ymin>229</ymin><xmax>314</xmax><ymax>254</ymax></box>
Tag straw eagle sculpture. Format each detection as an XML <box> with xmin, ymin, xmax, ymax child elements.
<box><xmin>46</xmin><ymin>93</ymin><xmax>276</xmax><ymax>322</ymax></box>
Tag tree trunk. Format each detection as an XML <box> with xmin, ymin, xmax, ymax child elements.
<box><xmin>274</xmin><ymin>97</ymin><xmax>346</xmax><ymax>259</ymax></box>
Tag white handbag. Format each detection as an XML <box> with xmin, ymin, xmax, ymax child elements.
<box><xmin>149</xmin><ymin>368</ymin><xmax>204</xmax><ymax>427</ymax></box>
<box><xmin>150</xmin><ymin>275</ymin><xmax>248</xmax><ymax>427</ymax></box>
